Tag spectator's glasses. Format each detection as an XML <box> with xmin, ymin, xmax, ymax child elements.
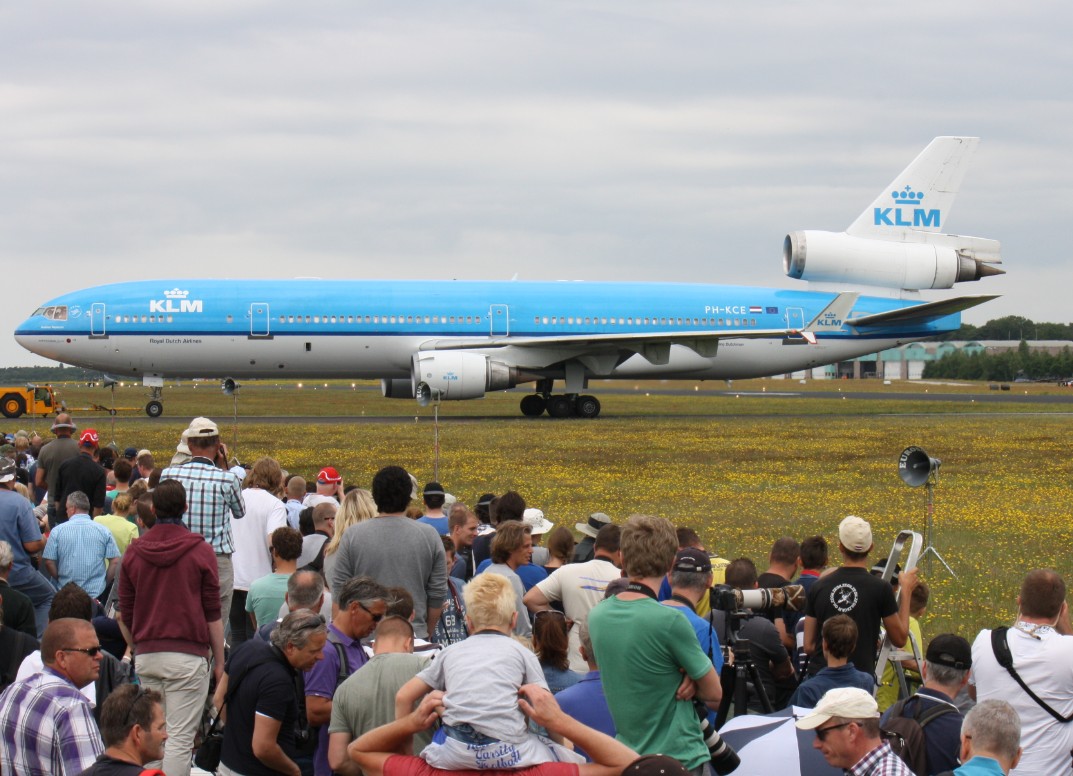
<box><xmin>358</xmin><ymin>601</ymin><xmax>383</xmax><ymax>623</ymax></box>
<box><xmin>60</xmin><ymin>645</ymin><xmax>104</xmax><ymax>657</ymax></box>
<box><xmin>123</xmin><ymin>687</ymin><xmax>148</xmax><ymax>727</ymax></box>
<box><xmin>814</xmin><ymin>722</ymin><xmax>852</xmax><ymax>741</ymax></box>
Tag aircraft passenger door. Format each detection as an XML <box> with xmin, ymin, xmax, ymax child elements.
<box><xmin>89</xmin><ymin>302</ymin><xmax>107</xmax><ymax>338</ymax></box>
<box><xmin>250</xmin><ymin>302</ymin><xmax>271</xmax><ymax>338</ymax></box>
<box><xmin>489</xmin><ymin>304</ymin><xmax>509</xmax><ymax>336</ymax></box>
<box><xmin>786</xmin><ymin>307</ymin><xmax>804</xmax><ymax>332</ymax></box>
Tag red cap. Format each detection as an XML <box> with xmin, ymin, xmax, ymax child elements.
<box><xmin>317</xmin><ymin>466</ymin><xmax>342</xmax><ymax>484</ymax></box>
<box><xmin>79</xmin><ymin>429</ymin><xmax>99</xmax><ymax>447</ymax></box>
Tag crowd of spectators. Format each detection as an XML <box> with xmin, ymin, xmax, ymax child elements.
<box><xmin>0</xmin><ymin>413</ymin><xmax>1066</xmax><ymax>776</ymax></box>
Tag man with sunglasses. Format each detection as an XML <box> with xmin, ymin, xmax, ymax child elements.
<box><xmin>0</xmin><ymin>617</ymin><xmax>105</xmax><ymax>775</ymax></box>
<box><xmin>304</xmin><ymin>576</ymin><xmax>389</xmax><ymax>776</ymax></box>
<box><xmin>795</xmin><ymin>687</ymin><xmax>914</xmax><ymax>775</ymax></box>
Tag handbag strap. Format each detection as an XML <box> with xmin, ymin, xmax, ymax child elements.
<box><xmin>211</xmin><ymin>653</ymin><xmax>279</xmax><ymax>727</ymax></box>
<box><xmin>990</xmin><ymin>626</ymin><xmax>1073</xmax><ymax>724</ymax></box>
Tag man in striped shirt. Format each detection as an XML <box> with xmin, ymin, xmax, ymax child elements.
<box><xmin>159</xmin><ymin>416</ymin><xmax>245</xmax><ymax>626</ymax></box>
<box><xmin>0</xmin><ymin>617</ymin><xmax>104</xmax><ymax>775</ymax></box>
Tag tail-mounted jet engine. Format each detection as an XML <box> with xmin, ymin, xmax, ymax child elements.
<box><xmin>783</xmin><ymin>231</ymin><xmax>1003</xmax><ymax>290</ymax></box>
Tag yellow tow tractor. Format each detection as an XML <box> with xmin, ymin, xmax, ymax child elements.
<box><xmin>0</xmin><ymin>384</ymin><xmax>65</xmax><ymax>419</ymax></box>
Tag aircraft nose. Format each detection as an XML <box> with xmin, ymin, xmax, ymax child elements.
<box><xmin>14</xmin><ymin>329</ymin><xmax>38</xmax><ymax>353</ymax></box>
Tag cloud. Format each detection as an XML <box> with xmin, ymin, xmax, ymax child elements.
<box><xmin>2</xmin><ymin>1</ymin><xmax>1071</xmax><ymax>365</ymax></box>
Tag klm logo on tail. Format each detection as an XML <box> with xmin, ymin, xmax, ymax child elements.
<box><xmin>873</xmin><ymin>186</ymin><xmax>940</xmax><ymax>228</ymax></box>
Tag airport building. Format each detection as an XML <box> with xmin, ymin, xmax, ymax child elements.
<box><xmin>777</xmin><ymin>340</ymin><xmax>1073</xmax><ymax>381</ymax></box>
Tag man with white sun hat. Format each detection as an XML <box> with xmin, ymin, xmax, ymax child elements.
<box><xmin>796</xmin><ymin>687</ymin><xmax>914</xmax><ymax>774</ymax></box>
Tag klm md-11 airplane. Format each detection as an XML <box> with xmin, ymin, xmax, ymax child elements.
<box><xmin>14</xmin><ymin>137</ymin><xmax>1003</xmax><ymax>418</ymax></box>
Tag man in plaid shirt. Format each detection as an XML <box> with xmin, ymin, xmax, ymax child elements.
<box><xmin>159</xmin><ymin>416</ymin><xmax>245</xmax><ymax>627</ymax></box>
<box><xmin>796</xmin><ymin>687</ymin><xmax>914</xmax><ymax>776</ymax></box>
<box><xmin>0</xmin><ymin>617</ymin><xmax>105</xmax><ymax>775</ymax></box>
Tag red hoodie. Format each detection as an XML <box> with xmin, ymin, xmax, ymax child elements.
<box><xmin>118</xmin><ymin>522</ymin><xmax>221</xmax><ymax>657</ymax></box>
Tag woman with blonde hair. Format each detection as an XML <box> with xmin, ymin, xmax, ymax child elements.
<box><xmin>231</xmin><ymin>456</ymin><xmax>287</xmax><ymax>644</ymax></box>
<box><xmin>322</xmin><ymin>487</ymin><xmax>376</xmax><ymax>588</ymax></box>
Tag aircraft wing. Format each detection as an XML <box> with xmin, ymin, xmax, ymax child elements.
<box><xmin>845</xmin><ymin>295</ymin><xmax>999</xmax><ymax>328</ymax></box>
<box><xmin>421</xmin><ymin>327</ymin><xmax>797</xmax><ymax>365</ymax></box>
<box><xmin>424</xmin><ymin>326</ymin><xmax>798</xmax><ymax>351</ymax></box>
<box><xmin>422</xmin><ymin>292</ymin><xmax>861</xmax><ymax>365</ymax></box>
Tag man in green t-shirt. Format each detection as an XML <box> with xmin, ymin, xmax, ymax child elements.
<box><xmin>246</xmin><ymin>527</ymin><xmax>302</xmax><ymax>628</ymax></box>
<box><xmin>588</xmin><ymin>515</ymin><xmax>723</xmax><ymax>775</ymax></box>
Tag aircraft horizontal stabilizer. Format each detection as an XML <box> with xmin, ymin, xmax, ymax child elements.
<box><xmin>845</xmin><ymin>295</ymin><xmax>1000</xmax><ymax>328</ymax></box>
<box><xmin>802</xmin><ymin>292</ymin><xmax>859</xmax><ymax>334</ymax></box>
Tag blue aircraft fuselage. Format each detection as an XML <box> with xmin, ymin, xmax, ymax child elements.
<box><xmin>15</xmin><ymin>278</ymin><xmax>951</xmax><ymax>382</ymax></box>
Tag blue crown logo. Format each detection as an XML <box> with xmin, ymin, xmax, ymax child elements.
<box><xmin>891</xmin><ymin>186</ymin><xmax>924</xmax><ymax>205</ymax></box>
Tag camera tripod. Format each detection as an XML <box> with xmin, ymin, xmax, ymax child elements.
<box><xmin>713</xmin><ymin>613</ymin><xmax>775</xmax><ymax>727</ymax></box>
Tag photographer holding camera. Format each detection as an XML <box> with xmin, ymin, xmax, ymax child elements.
<box><xmin>217</xmin><ymin>610</ymin><xmax>327</xmax><ymax>776</ymax></box>
<box><xmin>710</xmin><ymin>558</ymin><xmax>797</xmax><ymax>712</ymax></box>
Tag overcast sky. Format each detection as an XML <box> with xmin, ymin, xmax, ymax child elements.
<box><xmin>2</xmin><ymin>1</ymin><xmax>1070</xmax><ymax>367</ymax></box>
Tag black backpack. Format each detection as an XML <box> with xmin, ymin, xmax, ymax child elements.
<box><xmin>881</xmin><ymin>696</ymin><xmax>960</xmax><ymax>776</ymax></box>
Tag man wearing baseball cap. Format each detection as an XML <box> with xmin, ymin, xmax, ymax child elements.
<box><xmin>661</xmin><ymin>549</ymin><xmax>724</xmax><ymax>673</ymax></box>
<box><xmin>304</xmin><ymin>466</ymin><xmax>343</xmax><ymax>507</ymax></box>
<box><xmin>796</xmin><ymin>687</ymin><xmax>914</xmax><ymax>774</ymax></box>
<box><xmin>54</xmin><ymin>428</ymin><xmax>107</xmax><ymax>517</ymax></box>
<box><xmin>159</xmin><ymin>416</ymin><xmax>244</xmax><ymax>635</ymax></box>
<box><xmin>803</xmin><ymin>515</ymin><xmax>919</xmax><ymax>680</ymax></box>
<box><xmin>34</xmin><ymin>412</ymin><xmax>80</xmax><ymax>528</ymax></box>
<box><xmin>881</xmin><ymin>633</ymin><xmax>971</xmax><ymax>775</ymax></box>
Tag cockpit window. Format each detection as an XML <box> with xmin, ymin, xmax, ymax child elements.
<box><xmin>40</xmin><ymin>306</ymin><xmax>68</xmax><ymax>321</ymax></box>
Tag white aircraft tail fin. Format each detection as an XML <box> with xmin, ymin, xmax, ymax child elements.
<box><xmin>846</xmin><ymin>136</ymin><xmax>979</xmax><ymax>238</ymax></box>
<box><xmin>784</xmin><ymin>137</ymin><xmax>1002</xmax><ymax>291</ymax></box>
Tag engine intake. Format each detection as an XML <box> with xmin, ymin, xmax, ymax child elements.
<box><xmin>411</xmin><ymin>351</ymin><xmax>521</xmax><ymax>403</ymax></box>
<box><xmin>784</xmin><ymin>230</ymin><xmax>1002</xmax><ymax>290</ymax></box>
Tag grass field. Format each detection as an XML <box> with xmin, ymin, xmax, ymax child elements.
<box><xmin>12</xmin><ymin>378</ymin><xmax>1073</xmax><ymax>642</ymax></box>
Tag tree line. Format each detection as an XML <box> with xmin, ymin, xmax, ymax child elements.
<box><xmin>924</xmin><ymin>316</ymin><xmax>1073</xmax><ymax>381</ymax></box>
<box><xmin>0</xmin><ymin>364</ymin><xmax>98</xmax><ymax>384</ymax></box>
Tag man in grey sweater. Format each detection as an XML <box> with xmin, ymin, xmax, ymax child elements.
<box><xmin>330</xmin><ymin>466</ymin><xmax>447</xmax><ymax>639</ymax></box>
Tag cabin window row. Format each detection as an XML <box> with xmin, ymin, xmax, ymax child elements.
<box><xmin>533</xmin><ymin>316</ymin><xmax>758</xmax><ymax>327</ymax></box>
<box><xmin>275</xmin><ymin>315</ymin><xmax>483</xmax><ymax>325</ymax></box>
<box><xmin>111</xmin><ymin>315</ymin><xmax>175</xmax><ymax>323</ymax></box>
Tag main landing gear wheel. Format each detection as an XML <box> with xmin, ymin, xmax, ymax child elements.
<box><xmin>1</xmin><ymin>393</ymin><xmax>26</xmax><ymax>419</ymax></box>
<box><xmin>546</xmin><ymin>395</ymin><xmax>575</xmax><ymax>418</ymax></box>
<box><xmin>519</xmin><ymin>394</ymin><xmax>547</xmax><ymax>417</ymax></box>
<box><xmin>575</xmin><ymin>394</ymin><xmax>601</xmax><ymax>418</ymax></box>
<box><xmin>145</xmin><ymin>400</ymin><xmax>163</xmax><ymax>418</ymax></box>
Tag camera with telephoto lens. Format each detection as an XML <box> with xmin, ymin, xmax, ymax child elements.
<box><xmin>709</xmin><ymin>583</ymin><xmax>806</xmax><ymax>613</ymax></box>
<box><xmin>694</xmin><ymin>700</ymin><xmax>740</xmax><ymax>774</ymax></box>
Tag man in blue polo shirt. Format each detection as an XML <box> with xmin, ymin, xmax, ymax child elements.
<box><xmin>42</xmin><ymin>491</ymin><xmax>119</xmax><ymax>600</ymax></box>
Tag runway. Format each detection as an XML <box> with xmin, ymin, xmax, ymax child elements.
<box><xmin>64</xmin><ymin>384</ymin><xmax>1073</xmax><ymax>425</ymax></box>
